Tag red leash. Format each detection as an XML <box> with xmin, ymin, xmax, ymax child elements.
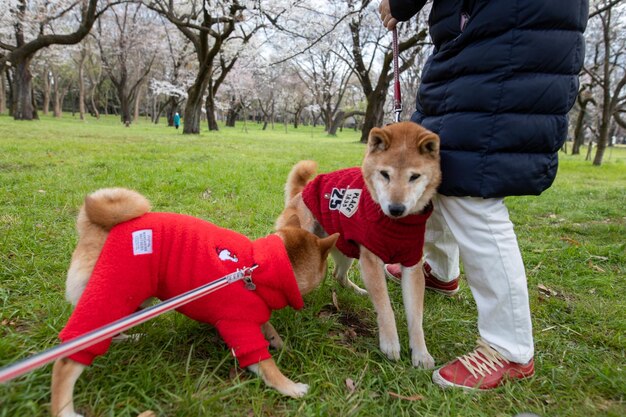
<box><xmin>392</xmin><ymin>27</ymin><xmax>402</xmax><ymax>123</ymax></box>
<box><xmin>0</xmin><ymin>265</ymin><xmax>257</xmax><ymax>383</ymax></box>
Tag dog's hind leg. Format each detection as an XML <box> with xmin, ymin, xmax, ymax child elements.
<box><xmin>51</xmin><ymin>358</ymin><xmax>86</xmax><ymax>417</ymax></box>
<box><xmin>331</xmin><ymin>248</ymin><xmax>367</xmax><ymax>295</ymax></box>
<box><xmin>358</xmin><ymin>246</ymin><xmax>400</xmax><ymax>360</ymax></box>
<box><xmin>401</xmin><ymin>262</ymin><xmax>435</xmax><ymax>368</ymax></box>
<box><xmin>261</xmin><ymin>322</ymin><xmax>284</xmax><ymax>349</ymax></box>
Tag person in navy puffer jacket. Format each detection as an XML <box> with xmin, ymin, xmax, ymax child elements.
<box><xmin>380</xmin><ymin>0</ymin><xmax>588</xmax><ymax>390</ymax></box>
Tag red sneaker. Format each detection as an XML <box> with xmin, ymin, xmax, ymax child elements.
<box><xmin>384</xmin><ymin>262</ymin><xmax>460</xmax><ymax>295</ymax></box>
<box><xmin>432</xmin><ymin>339</ymin><xmax>534</xmax><ymax>390</ymax></box>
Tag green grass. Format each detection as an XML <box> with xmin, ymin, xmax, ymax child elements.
<box><xmin>1</xmin><ymin>114</ymin><xmax>624</xmax><ymax>417</ymax></box>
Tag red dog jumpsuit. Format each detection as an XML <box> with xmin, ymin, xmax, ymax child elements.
<box><xmin>59</xmin><ymin>212</ymin><xmax>303</xmax><ymax>368</ymax></box>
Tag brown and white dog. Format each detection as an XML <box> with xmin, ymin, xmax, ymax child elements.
<box><xmin>51</xmin><ymin>188</ymin><xmax>338</xmax><ymax>417</ymax></box>
<box><xmin>275</xmin><ymin>121</ymin><xmax>441</xmax><ymax>368</ymax></box>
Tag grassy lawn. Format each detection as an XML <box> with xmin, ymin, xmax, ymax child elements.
<box><xmin>0</xmin><ymin>114</ymin><xmax>624</xmax><ymax>417</ymax></box>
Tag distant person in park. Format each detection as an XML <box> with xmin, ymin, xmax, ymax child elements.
<box><xmin>379</xmin><ymin>0</ymin><xmax>588</xmax><ymax>390</ymax></box>
<box><xmin>174</xmin><ymin>112</ymin><xmax>181</xmax><ymax>130</ymax></box>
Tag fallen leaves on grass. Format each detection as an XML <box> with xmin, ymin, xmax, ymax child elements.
<box><xmin>332</xmin><ymin>290</ymin><xmax>340</xmax><ymax>311</ymax></box>
<box><xmin>588</xmin><ymin>260</ymin><xmax>606</xmax><ymax>273</ymax></box>
<box><xmin>201</xmin><ymin>188</ymin><xmax>212</xmax><ymax>200</ymax></box>
<box><xmin>137</xmin><ymin>411</ymin><xmax>156</xmax><ymax>417</ymax></box>
<box><xmin>560</xmin><ymin>236</ymin><xmax>581</xmax><ymax>246</ymax></box>
<box><xmin>388</xmin><ymin>391</ymin><xmax>423</xmax><ymax>401</ymax></box>
<box><xmin>345</xmin><ymin>378</ymin><xmax>356</xmax><ymax>394</ymax></box>
<box><xmin>538</xmin><ymin>284</ymin><xmax>558</xmax><ymax>297</ymax></box>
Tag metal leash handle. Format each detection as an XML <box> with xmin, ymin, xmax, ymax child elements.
<box><xmin>392</xmin><ymin>27</ymin><xmax>402</xmax><ymax>123</ymax></box>
<box><xmin>0</xmin><ymin>265</ymin><xmax>258</xmax><ymax>384</ymax></box>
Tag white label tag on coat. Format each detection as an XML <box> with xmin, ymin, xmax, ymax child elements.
<box><xmin>132</xmin><ymin>229</ymin><xmax>153</xmax><ymax>255</ymax></box>
<box><xmin>340</xmin><ymin>189</ymin><xmax>361</xmax><ymax>218</ymax></box>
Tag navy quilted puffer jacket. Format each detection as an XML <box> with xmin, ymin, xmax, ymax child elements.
<box><xmin>390</xmin><ymin>0</ymin><xmax>588</xmax><ymax>197</ymax></box>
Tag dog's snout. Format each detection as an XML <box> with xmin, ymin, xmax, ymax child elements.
<box><xmin>388</xmin><ymin>203</ymin><xmax>406</xmax><ymax>217</ymax></box>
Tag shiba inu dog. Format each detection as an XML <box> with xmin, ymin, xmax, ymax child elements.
<box><xmin>51</xmin><ymin>188</ymin><xmax>338</xmax><ymax>417</ymax></box>
<box><xmin>276</xmin><ymin>121</ymin><xmax>441</xmax><ymax>368</ymax></box>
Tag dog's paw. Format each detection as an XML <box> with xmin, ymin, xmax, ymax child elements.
<box><xmin>380</xmin><ymin>338</ymin><xmax>401</xmax><ymax>361</ymax></box>
<box><xmin>268</xmin><ymin>334</ymin><xmax>284</xmax><ymax>350</ymax></box>
<box><xmin>59</xmin><ymin>412</ymin><xmax>84</xmax><ymax>417</ymax></box>
<box><xmin>282</xmin><ymin>382</ymin><xmax>309</xmax><ymax>398</ymax></box>
<box><xmin>412</xmin><ymin>351</ymin><xmax>435</xmax><ymax>369</ymax></box>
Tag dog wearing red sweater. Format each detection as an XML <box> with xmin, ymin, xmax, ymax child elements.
<box><xmin>276</xmin><ymin>122</ymin><xmax>441</xmax><ymax>369</ymax></box>
<box><xmin>51</xmin><ymin>188</ymin><xmax>338</xmax><ymax>417</ymax></box>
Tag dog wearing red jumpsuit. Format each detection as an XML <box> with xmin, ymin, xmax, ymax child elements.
<box><xmin>51</xmin><ymin>188</ymin><xmax>338</xmax><ymax>417</ymax></box>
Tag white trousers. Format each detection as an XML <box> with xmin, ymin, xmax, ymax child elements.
<box><xmin>424</xmin><ymin>194</ymin><xmax>534</xmax><ymax>364</ymax></box>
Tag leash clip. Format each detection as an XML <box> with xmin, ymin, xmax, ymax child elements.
<box><xmin>226</xmin><ymin>265</ymin><xmax>258</xmax><ymax>286</ymax></box>
<box><xmin>243</xmin><ymin>275</ymin><xmax>256</xmax><ymax>291</ymax></box>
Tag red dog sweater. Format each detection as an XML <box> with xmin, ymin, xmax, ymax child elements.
<box><xmin>59</xmin><ymin>212</ymin><xmax>303</xmax><ymax>368</ymax></box>
<box><xmin>302</xmin><ymin>167</ymin><xmax>432</xmax><ymax>267</ymax></box>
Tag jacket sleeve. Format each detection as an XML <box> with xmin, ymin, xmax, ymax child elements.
<box><xmin>389</xmin><ymin>0</ymin><xmax>428</xmax><ymax>21</ymax></box>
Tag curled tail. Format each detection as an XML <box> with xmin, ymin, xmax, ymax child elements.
<box><xmin>285</xmin><ymin>160</ymin><xmax>317</xmax><ymax>206</ymax></box>
<box><xmin>66</xmin><ymin>188</ymin><xmax>151</xmax><ymax>304</ymax></box>
<box><xmin>82</xmin><ymin>187</ymin><xmax>151</xmax><ymax>230</ymax></box>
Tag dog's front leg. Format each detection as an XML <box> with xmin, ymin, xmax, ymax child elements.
<box><xmin>261</xmin><ymin>322</ymin><xmax>283</xmax><ymax>349</ymax></box>
<box><xmin>401</xmin><ymin>262</ymin><xmax>435</xmax><ymax>368</ymax></box>
<box><xmin>359</xmin><ymin>246</ymin><xmax>400</xmax><ymax>360</ymax></box>
<box><xmin>51</xmin><ymin>358</ymin><xmax>86</xmax><ymax>417</ymax></box>
<box><xmin>247</xmin><ymin>358</ymin><xmax>308</xmax><ymax>398</ymax></box>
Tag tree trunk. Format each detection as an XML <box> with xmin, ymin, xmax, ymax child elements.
<box><xmin>183</xmin><ymin>77</ymin><xmax>208</xmax><ymax>134</ymax></box>
<box><xmin>103</xmin><ymin>89</ymin><xmax>108</xmax><ymax>115</ymax></box>
<box><xmin>0</xmin><ymin>70</ymin><xmax>6</xmax><ymax>114</ymax></box>
<box><xmin>90</xmin><ymin>88</ymin><xmax>100</xmax><ymax>119</ymax></box>
<box><xmin>205</xmin><ymin>90</ymin><xmax>219</xmax><ymax>131</ymax></box>
<box><xmin>572</xmin><ymin>106</ymin><xmax>587</xmax><ymax>155</ymax></box>
<box><xmin>226</xmin><ymin>99</ymin><xmax>242</xmax><ymax>128</ymax></box>
<box><xmin>593</xmin><ymin>116</ymin><xmax>609</xmax><ymax>166</ymax></box>
<box><xmin>166</xmin><ymin>97</ymin><xmax>177</xmax><ymax>126</ymax></box>
<box><xmin>118</xmin><ymin>84</ymin><xmax>132</xmax><ymax>125</ymax></box>
<box><xmin>360</xmin><ymin>88</ymin><xmax>387</xmax><ymax>143</ymax></box>
<box><xmin>153</xmin><ymin>97</ymin><xmax>169</xmax><ymax>124</ymax></box>
<box><xmin>78</xmin><ymin>62</ymin><xmax>86</xmax><ymax>120</ymax></box>
<box><xmin>585</xmin><ymin>140</ymin><xmax>593</xmax><ymax>161</ymax></box>
<box><xmin>53</xmin><ymin>77</ymin><xmax>62</xmax><ymax>117</ymax></box>
<box><xmin>12</xmin><ymin>57</ymin><xmax>38</xmax><ymax>120</ymax></box>
<box><xmin>328</xmin><ymin>110</ymin><xmax>366</xmax><ymax>135</ymax></box>
<box><xmin>572</xmin><ymin>92</ymin><xmax>595</xmax><ymax>155</ymax></box>
<box><xmin>134</xmin><ymin>84</ymin><xmax>142</xmax><ymax>122</ymax></box>
<box><xmin>42</xmin><ymin>67</ymin><xmax>50</xmax><ymax>115</ymax></box>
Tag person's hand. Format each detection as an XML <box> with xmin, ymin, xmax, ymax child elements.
<box><xmin>379</xmin><ymin>0</ymin><xmax>398</xmax><ymax>30</ymax></box>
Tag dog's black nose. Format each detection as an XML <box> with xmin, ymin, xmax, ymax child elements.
<box><xmin>388</xmin><ymin>203</ymin><xmax>406</xmax><ymax>217</ymax></box>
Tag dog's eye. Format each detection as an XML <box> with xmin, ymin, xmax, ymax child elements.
<box><xmin>380</xmin><ymin>170</ymin><xmax>390</xmax><ymax>180</ymax></box>
<box><xmin>409</xmin><ymin>173</ymin><xmax>421</xmax><ymax>182</ymax></box>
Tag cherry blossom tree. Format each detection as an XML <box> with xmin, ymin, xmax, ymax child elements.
<box><xmin>579</xmin><ymin>0</ymin><xmax>626</xmax><ymax>164</ymax></box>
<box><xmin>148</xmin><ymin>20</ymin><xmax>193</xmax><ymax>126</ymax></box>
<box><xmin>342</xmin><ymin>0</ymin><xmax>428</xmax><ymax>142</ymax></box>
<box><xmin>96</xmin><ymin>3</ymin><xmax>159</xmax><ymax>125</ymax></box>
<box><xmin>0</xmin><ymin>0</ymin><xmax>110</xmax><ymax>120</ymax></box>
<box><xmin>143</xmin><ymin>0</ymin><xmax>262</xmax><ymax>133</ymax></box>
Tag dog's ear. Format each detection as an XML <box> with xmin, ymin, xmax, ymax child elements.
<box><xmin>368</xmin><ymin>127</ymin><xmax>391</xmax><ymax>152</ymax></box>
<box><xmin>284</xmin><ymin>214</ymin><xmax>301</xmax><ymax>229</ymax></box>
<box><xmin>417</xmin><ymin>132</ymin><xmax>440</xmax><ymax>158</ymax></box>
<box><xmin>318</xmin><ymin>233</ymin><xmax>339</xmax><ymax>260</ymax></box>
